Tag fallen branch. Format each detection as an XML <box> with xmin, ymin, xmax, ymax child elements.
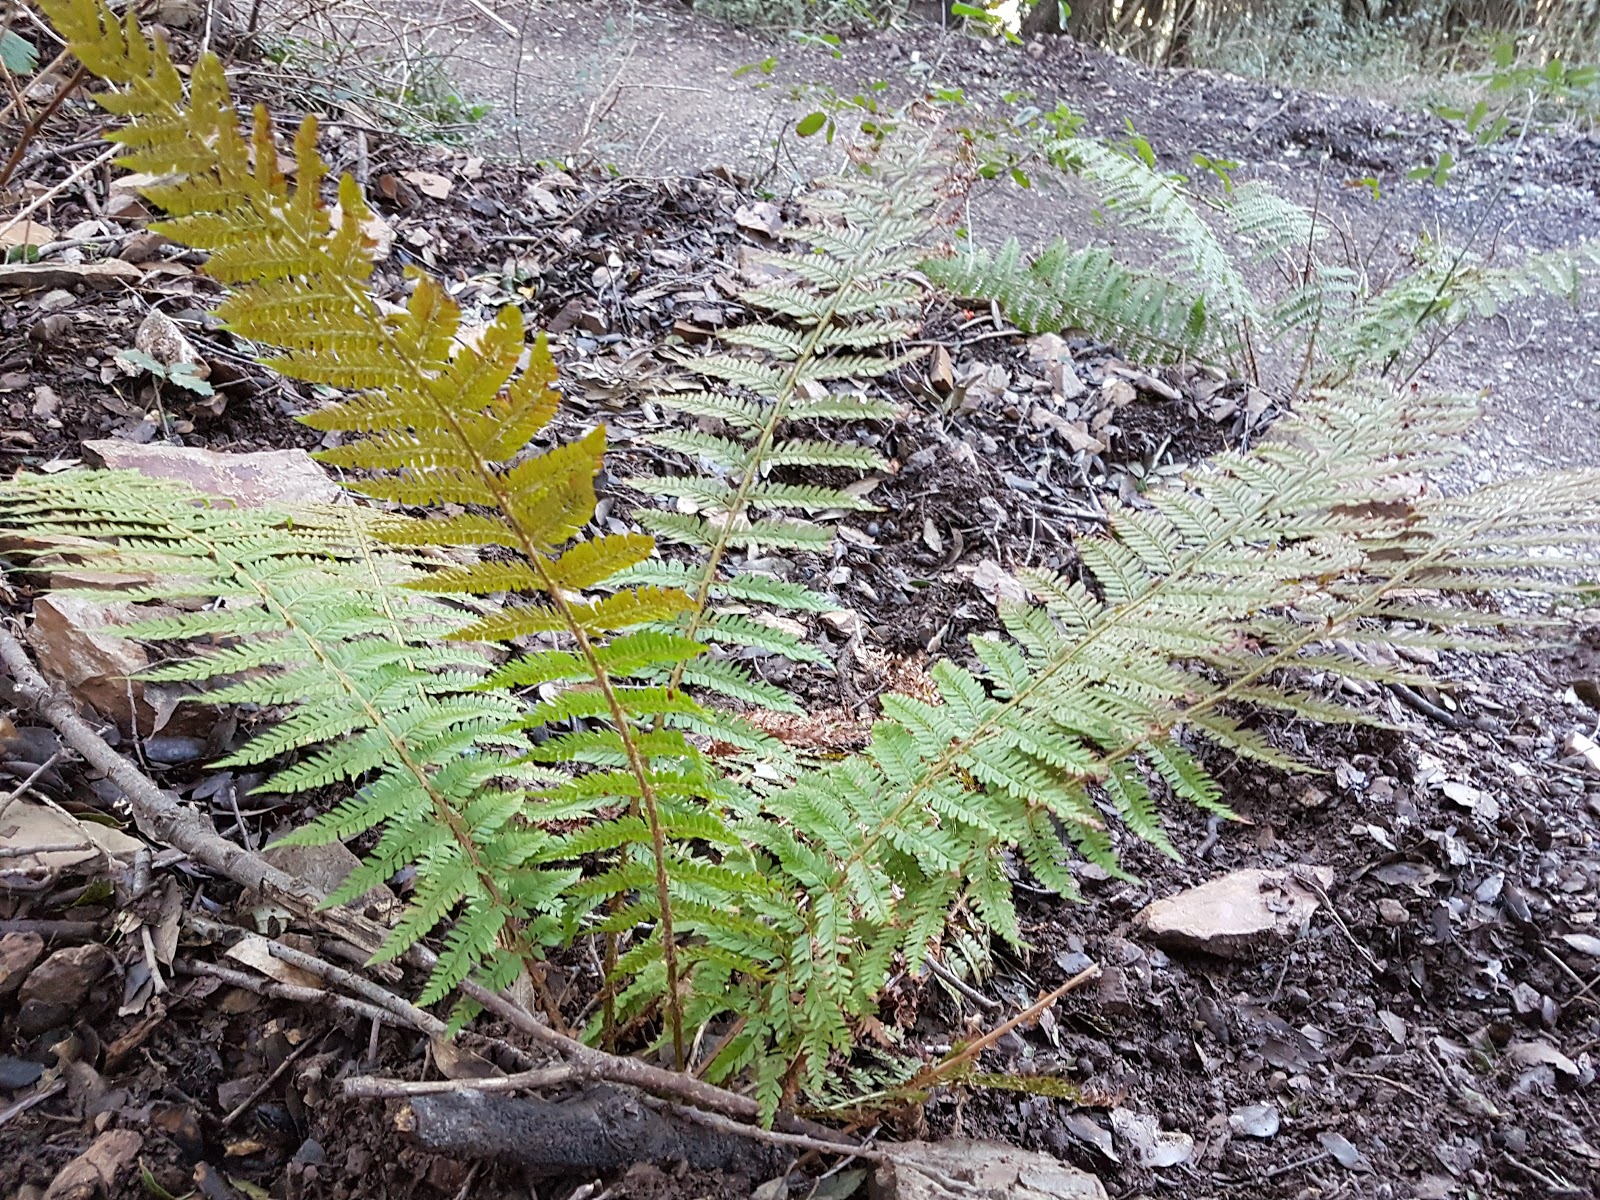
<box><xmin>400</xmin><ymin>1086</ymin><xmax>787</xmax><ymax>1178</ymax></box>
<box><xmin>344</xmin><ymin>1065</ymin><xmax>575</xmax><ymax>1099</ymax></box>
<box><xmin>914</xmin><ymin>962</ymin><xmax>1101</xmax><ymax>1089</ymax></box>
<box><xmin>176</xmin><ymin>959</ymin><xmax>408</xmax><ymax>1030</ymax></box>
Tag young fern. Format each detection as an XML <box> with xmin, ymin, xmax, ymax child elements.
<box><xmin>620</xmin><ymin>162</ymin><xmax>924</xmax><ymax>715</ymax></box>
<box><xmin>37</xmin><ymin>0</ymin><xmax>727</xmax><ymax>1056</ymax></box>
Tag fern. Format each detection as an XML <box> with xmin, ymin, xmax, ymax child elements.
<box><xmin>652</xmin><ymin>385</ymin><xmax>1600</xmax><ymax>1106</ymax></box>
<box><xmin>623</xmin><ymin>159</ymin><xmax>924</xmax><ymax>715</ymax></box>
<box><xmin>34</xmin><ymin>0</ymin><xmax>758</xmax><ymax>1058</ymax></box>
<box><xmin>0</xmin><ymin>472</ymin><xmax>561</xmax><ymax>1003</ymax></box>
<box><xmin>923</xmin><ymin>238</ymin><xmax>1218</xmax><ymax>362</ymax></box>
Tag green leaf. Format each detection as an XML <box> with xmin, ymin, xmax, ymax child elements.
<box><xmin>796</xmin><ymin>111</ymin><xmax>827</xmax><ymax>138</ymax></box>
<box><xmin>1</xmin><ymin>30</ymin><xmax>37</xmax><ymax>75</ymax></box>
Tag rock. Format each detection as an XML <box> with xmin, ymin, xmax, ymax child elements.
<box><xmin>821</xmin><ymin>609</ymin><xmax>862</xmax><ymax>638</ymax></box>
<box><xmin>1560</xmin><ymin>932</ymin><xmax>1600</xmax><ymax>959</ymax></box>
<box><xmin>1133</xmin><ymin>866</ymin><xmax>1334</xmax><ymax>958</ymax></box>
<box><xmin>84</xmin><ymin>441</ymin><xmax>340</xmax><ymax>508</ymax></box>
<box><xmin>0</xmin><ymin>219</ymin><xmax>55</xmax><ymax>253</ymax></box>
<box><xmin>1108</xmin><ymin>1109</ymin><xmax>1193</xmax><ymax>1168</ymax></box>
<box><xmin>1378</xmin><ymin>897</ymin><xmax>1409</xmax><ymax>926</ymax></box>
<box><xmin>1564</xmin><ymin>730</ymin><xmax>1600</xmax><ymax>775</ymax></box>
<box><xmin>0</xmin><ymin>932</ymin><xmax>46</xmax><ymax>997</ymax></box>
<box><xmin>43</xmin><ymin>1129</ymin><xmax>143</xmax><ymax>1200</ymax></box>
<box><xmin>1228</xmin><ymin>1103</ymin><xmax>1280</xmax><ymax>1138</ymax></box>
<box><xmin>0</xmin><ymin>260</ymin><xmax>144</xmax><ymax>291</ymax></box>
<box><xmin>19</xmin><ymin>944</ymin><xmax>111</xmax><ymax>1009</ymax></box>
<box><xmin>25</xmin><ymin>594</ymin><xmax>189</xmax><ymax>735</ymax></box>
<box><xmin>260</xmin><ymin>839</ymin><xmax>399</xmax><ymax>921</ymax></box>
<box><xmin>0</xmin><ymin>1055</ymin><xmax>46</xmax><ymax>1088</ymax></box>
<box><xmin>869</xmin><ymin>1139</ymin><xmax>1106</xmax><ymax>1200</ymax></box>
<box><xmin>131</xmin><ymin>310</ymin><xmax>209</xmax><ymax>381</ymax></box>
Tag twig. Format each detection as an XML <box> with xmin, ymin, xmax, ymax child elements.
<box><xmin>0</xmin><ymin>1080</ymin><xmax>66</xmax><ymax>1129</ymax></box>
<box><xmin>668</xmin><ymin>1101</ymin><xmax>890</xmax><ymax>1163</ymax></box>
<box><xmin>0</xmin><ymin>917</ymin><xmax>104</xmax><ymax>937</ymax></box>
<box><xmin>1541</xmin><ymin>945</ymin><xmax>1600</xmax><ymax>1009</ymax></box>
<box><xmin>263</xmin><ymin>938</ymin><xmax>451</xmax><ymax>1034</ymax></box>
<box><xmin>221</xmin><ymin>1034</ymin><xmax>318</xmax><ymax>1127</ymax></box>
<box><xmin>343</xmin><ymin>1065</ymin><xmax>575</xmax><ymax>1099</ymax></box>
<box><xmin>177</xmin><ymin>959</ymin><xmax>405</xmax><ymax>1029</ymax></box>
<box><xmin>0</xmin><ymin>749</ymin><xmax>65</xmax><ymax>829</ymax></box>
<box><xmin>0</xmin><ymin>626</ymin><xmax>394</xmax><ymax>958</ymax></box>
<box><xmin>0</xmin><ymin>63</ymin><xmax>89</xmax><ymax>189</ymax></box>
<box><xmin>460</xmin><ymin>0</ymin><xmax>517</xmax><ymax>36</ymax></box>
<box><xmin>925</xmin><ymin>955</ymin><xmax>1000</xmax><ymax>1010</ymax></box>
<box><xmin>1389</xmin><ymin>681</ymin><xmax>1467</xmax><ymax>730</ymax></box>
<box><xmin>0</xmin><ymin>146</ymin><xmax>118</xmax><ymax>243</ymax></box>
<box><xmin>914</xmin><ymin>962</ymin><xmax>1100</xmax><ymax>1088</ymax></box>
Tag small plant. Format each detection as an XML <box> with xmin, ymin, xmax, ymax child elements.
<box><xmin>114</xmin><ymin>347</ymin><xmax>215</xmax><ymax>397</ymax></box>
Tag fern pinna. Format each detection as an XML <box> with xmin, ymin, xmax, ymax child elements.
<box><xmin>617</xmin><ymin>166</ymin><xmax>921</xmax><ymax>716</ymax></box>
<box><xmin>35</xmin><ymin>0</ymin><xmax>750</xmax><ymax>1057</ymax></box>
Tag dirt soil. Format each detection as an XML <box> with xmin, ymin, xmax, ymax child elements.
<box><xmin>2</xmin><ymin>4</ymin><xmax>1600</xmax><ymax>1200</ymax></box>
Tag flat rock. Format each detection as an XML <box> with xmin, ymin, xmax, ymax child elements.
<box><xmin>0</xmin><ymin>260</ymin><xmax>144</xmax><ymax>292</ymax></box>
<box><xmin>84</xmin><ymin>441</ymin><xmax>340</xmax><ymax>508</ymax></box>
<box><xmin>18</xmin><ymin>943</ymin><xmax>111</xmax><ymax>1009</ymax></box>
<box><xmin>25</xmin><ymin>594</ymin><xmax>204</xmax><ymax>736</ymax></box>
<box><xmin>0</xmin><ymin>798</ymin><xmax>143</xmax><ymax>874</ymax></box>
<box><xmin>0</xmin><ymin>932</ymin><xmax>46</xmax><ymax>997</ymax></box>
<box><xmin>1133</xmin><ymin>866</ymin><xmax>1333</xmax><ymax>958</ymax></box>
<box><xmin>870</xmin><ymin>1140</ymin><xmax>1106</xmax><ymax>1200</ymax></box>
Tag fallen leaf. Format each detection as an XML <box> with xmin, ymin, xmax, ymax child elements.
<box><xmin>966</xmin><ymin>558</ymin><xmax>1029</xmax><ymax>606</ymax></box>
<box><xmin>1317</xmin><ymin>1130</ymin><xmax>1371</xmax><ymax>1172</ymax></box>
<box><xmin>1110</xmin><ymin>1107</ymin><xmax>1193</xmax><ymax>1168</ymax></box>
<box><xmin>225</xmin><ymin>935</ymin><xmax>322</xmax><ymax>988</ymax></box>
<box><xmin>734</xmin><ymin>201</ymin><xmax>783</xmax><ymax>237</ymax></box>
<box><xmin>0</xmin><ymin>800</ymin><xmax>142</xmax><ymax>876</ymax></box>
<box><xmin>1505</xmin><ymin>1039</ymin><xmax>1578</xmax><ymax>1076</ymax></box>
<box><xmin>431</xmin><ymin>1037</ymin><xmax>502</xmax><ymax>1081</ymax></box>
<box><xmin>402</xmin><ymin>169</ymin><xmax>452</xmax><ymax>199</ymax></box>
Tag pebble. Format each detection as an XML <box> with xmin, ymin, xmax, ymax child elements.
<box><xmin>0</xmin><ymin>932</ymin><xmax>45</xmax><ymax>998</ymax></box>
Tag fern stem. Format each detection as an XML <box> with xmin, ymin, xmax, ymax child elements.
<box><xmin>335</xmin><ymin>300</ymin><xmax>689</xmax><ymax>1066</ymax></box>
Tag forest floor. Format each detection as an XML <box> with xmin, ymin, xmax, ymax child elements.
<box><xmin>2</xmin><ymin>3</ymin><xmax>1600</xmax><ymax>1200</ymax></box>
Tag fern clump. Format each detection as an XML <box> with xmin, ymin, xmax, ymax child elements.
<box><xmin>924</xmin><ymin>238</ymin><xmax>1218</xmax><ymax>362</ymax></box>
<box><xmin>677</xmin><ymin>384</ymin><xmax>1600</xmax><ymax>1109</ymax></box>
<box><xmin>938</xmin><ymin>132</ymin><xmax>1600</xmax><ymax>390</ymax></box>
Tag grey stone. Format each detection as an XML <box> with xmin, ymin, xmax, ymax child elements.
<box><xmin>1133</xmin><ymin>867</ymin><xmax>1334</xmax><ymax>958</ymax></box>
<box><xmin>869</xmin><ymin>1139</ymin><xmax>1106</xmax><ymax>1200</ymax></box>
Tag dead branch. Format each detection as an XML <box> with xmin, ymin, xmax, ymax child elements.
<box><xmin>343</xmin><ymin>1065</ymin><xmax>575</xmax><ymax>1099</ymax></box>
<box><xmin>399</xmin><ymin>1085</ymin><xmax>788</xmax><ymax>1179</ymax></box>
